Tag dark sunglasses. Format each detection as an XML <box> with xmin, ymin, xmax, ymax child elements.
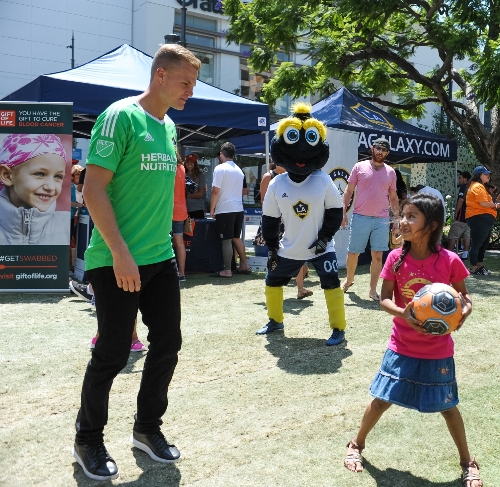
<box><xmin>373</xmin><ymin>145</ymin><xmax>389</xmax><ymax>152</ymax></box>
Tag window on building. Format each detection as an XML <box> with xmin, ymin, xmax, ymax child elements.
<box><xmin>239</xmin><ymin>65</ymin><xmax>291</xmax><ymax>115</ymax></box>
<box><xmin>174</xmin><ymin>12</ymin><xmax>217</xmax><ymax>32</ymax></box>
<box><xmin>185</xmin><ymin>33</ymin><xmax>214</xmax><ymax>48</ymax></box>
<box><xmin>191</xmin><ymin>50</ymin><xmax>214</xmax><ymax>85</ymax></box>
<box><xmin>484</xmin><ymin>109</ymin><xmax>492</xmax><ymax>132</ymax></box>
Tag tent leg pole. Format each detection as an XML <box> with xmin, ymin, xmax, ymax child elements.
<box><xmin>265</xmin><ymin>131</ymin><xmax>269</xmax><ymax>172</ymax></box>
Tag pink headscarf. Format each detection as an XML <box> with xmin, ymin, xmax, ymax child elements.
<box><xmin>0</xmin><ymin>134</ymin><xmax>67</xmax><ymax>190</ymax></box>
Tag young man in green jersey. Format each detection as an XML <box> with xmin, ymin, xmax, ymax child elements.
<box><xmin>72</xmin><ymin>44</ymin><xmax>200</xmax><ymax>481</ymax></box>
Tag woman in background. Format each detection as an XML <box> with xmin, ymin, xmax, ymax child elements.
<box><xmin>465</xmin><ymin>165</ymin><xmax>499</xmax><ymax>275</ymax></box>
<box><xmin>185</xmin><ymin>153</ymin><xmax>206</xmax><ymax>219</ymax></box>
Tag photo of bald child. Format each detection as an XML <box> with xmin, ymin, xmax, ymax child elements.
<box><xmin>0</xmin><ymin>133</ymin><xmax>71</xmax><ymax>245</ymax></box>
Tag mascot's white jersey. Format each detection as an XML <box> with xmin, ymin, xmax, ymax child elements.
<box><xmin>263</xmin><ymin>170</ymin><xmax>342</xmax><ymax>261</ymax></box>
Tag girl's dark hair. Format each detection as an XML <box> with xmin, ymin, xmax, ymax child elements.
<box><xmin>393</xmin><ymin>193</ymin><xmax>444</xmax><ymax>272</ymax></box>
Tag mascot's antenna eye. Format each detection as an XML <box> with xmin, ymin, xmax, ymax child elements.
<box><xmin>305</xmin><ymin>127</ymin><xmax>320</xmax><ymax>146</ymax></box>
<box><xmin>283</xmin><ymin>127</ymin><xmax>300</xmax><ymax>144</ymax></box>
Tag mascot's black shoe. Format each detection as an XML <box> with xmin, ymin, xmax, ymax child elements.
<box><xmin>256</xmin><ymin>319</ymin><xmax>284</xmax><ymax>335</ymax></box>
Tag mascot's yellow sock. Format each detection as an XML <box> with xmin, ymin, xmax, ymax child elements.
<box><xmin>265</xmin><ymin>286</ymin><xmax>284</xmax><ymax>323</ymax></box>
<box><xmin>324</xmin><ymin>288</ymin><xmax>346</xmax><ymax>330</ymax></box>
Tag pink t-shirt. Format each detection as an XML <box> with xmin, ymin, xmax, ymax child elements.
<box><xmin>380</xmin><ymin>247</ymin><xmax>469</xmax><ymax>359</ymax></box>
<box><xmin>348</xmin><ymin>160</ymin><xmax>396</xmax><ymax>217</ymax></box>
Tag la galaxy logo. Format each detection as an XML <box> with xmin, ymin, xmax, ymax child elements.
<box><xmin>293</xmin><ymin>200</ymin><xmax>309</xmax><ymax>219</ymax></box>
<box><xmin>351</xmin><ymin>103</ymin><xmax>393</xmax><ymax>130</ymax></box>
<box><xmin>329</xmin><ymin>167</ymin><xmax>353</xmax><ymax>212</ymax></box>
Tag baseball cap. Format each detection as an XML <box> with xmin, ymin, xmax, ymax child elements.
<box><xmin>185</xmin><ymin>153</ymin><xmax>198</xmax><ymax>163</ymax></box>
<box><xmin>372</xmin><ymin>138</ymin><xmax>390</xmax><ymax>150</ymax></box>
<box><xmin>473</xmin><ymin>165</ymin><xmax>491</xmax><ymax>176</ymax></box>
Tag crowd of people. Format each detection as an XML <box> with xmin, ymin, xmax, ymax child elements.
<box><xmin>53</xmin><ymin>43</ymin><xmax>488</xmax><ymax>487</ymax></box>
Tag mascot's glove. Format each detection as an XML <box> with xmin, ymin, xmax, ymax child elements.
<box><xmin>267</xmin><ymin>249</ymin><xmax>280</xmax><ymax>271</ymax></box>
<box><xmin>308</xmin><ymin>237</ymin><xmax>329</xmax><ymax>255</ymax></box>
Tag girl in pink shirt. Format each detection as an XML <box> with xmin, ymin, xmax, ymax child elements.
<box><xmin>344</xmin><ymin>193</ymin><xmax>482</xmax><ymax>487</ymax></box>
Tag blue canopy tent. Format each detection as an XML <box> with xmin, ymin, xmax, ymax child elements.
<box><xmin>2</xmin><ymin>44</ymin><xmax>270</xmax><ymax>144</ymax></box>
<box><xmin>231</xmin><ymin>87</ymin><xmax>456</xmax><ymax>163</ymax></box>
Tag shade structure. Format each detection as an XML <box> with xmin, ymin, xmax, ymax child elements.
<box><xmin>2</xmin><ymin>44</ymin><xmax>270</xmax><ymax>144</ymax></box>
<box><xmin>231</xmin><ymin>87</ymin><xmax>456</xmax><ymax>163</ymax></box>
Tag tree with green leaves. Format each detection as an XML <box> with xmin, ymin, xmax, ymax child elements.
<box><xmin>224</xmin><ymin>0</ymin><xmax>500</xmax><ymax>184</ymax></box>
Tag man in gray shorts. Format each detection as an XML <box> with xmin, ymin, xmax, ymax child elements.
<box><xmin>341</xmin><ymin>138</ymin><xmax>399</xmax><ymax>301</ymax></box>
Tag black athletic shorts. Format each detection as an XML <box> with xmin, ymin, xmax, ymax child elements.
<box><xmin>215</xmin><ymin>211</ymin><xmax>244</xmax><ymax>239</ymax></box>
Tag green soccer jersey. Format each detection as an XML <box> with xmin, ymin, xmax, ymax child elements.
<box><xmin>84</xmin><ymin>97</ymin><xmax>177</xmax><ymax>271</ymax></box>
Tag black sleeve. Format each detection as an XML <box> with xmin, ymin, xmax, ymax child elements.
<box><xmin>262</xmin><ymin>215</ymin><xmax>282</xmax><ymax>250</ymax></box>
<box><xmin>318</xmin><ymin>207</ymin><xmax>343</xmax><ymax>240</ymax></box>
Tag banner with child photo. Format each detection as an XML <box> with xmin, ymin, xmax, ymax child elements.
<box><xmin>0</xmin><ymin>102</ymin><xmax>73</xmax><ymax>292</ymax></box>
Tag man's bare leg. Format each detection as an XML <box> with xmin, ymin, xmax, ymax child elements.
<box><xmin>369</xmin><ymin>250</ymin><xmax>383</xmax><ymax>298</ymax></box>
<box><xmin>342</xmin><ymin>252</ymin><xmax>359</xmax><ymax>291</ymax></box>
<box><xmin>232</xmin><ymin>237</ymin><xmax>250</xmax><ymax>271</ymax></box>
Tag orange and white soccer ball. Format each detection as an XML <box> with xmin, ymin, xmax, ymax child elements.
<box><xmin>411</xmin><ymin>283</ymin><xmax>464</xmax><ymax>335</ymax></box>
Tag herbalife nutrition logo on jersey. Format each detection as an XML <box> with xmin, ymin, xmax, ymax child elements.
<box><xmin>140</xmin><ymin>152</ymin><xmax>177</xmax><ymax>171</ymax></box>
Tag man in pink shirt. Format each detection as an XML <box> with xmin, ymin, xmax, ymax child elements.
<box><xmin>341</xmin><ymin>138</ymin><xmax>399</xmax><ymax>300</ymax></box>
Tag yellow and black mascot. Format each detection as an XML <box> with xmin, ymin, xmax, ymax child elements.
<box><xmin>256</xmin><ymin>102</ymin><xmax>347</xmax><ymax>345</ymax></box>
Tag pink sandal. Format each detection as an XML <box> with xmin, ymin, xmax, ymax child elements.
<box><xmin>344</xmin><ymin>440</ymin><xmax>364</xmax><ymax>473</ymax></box>
<box><xmin>460</xmin><ymin>459</ymin><xmax>482</xmax><ymax>487</ymax></box>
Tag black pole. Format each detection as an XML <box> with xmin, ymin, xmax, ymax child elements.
<box><xmin>67</xmin><ymin>31</ymin><xmax>75</xmax><ymax>68</ymax></box>
<box><xmin>181</xmin><ymin>0</ymin><xmax>187</xmax><ymax>47</ymax></box>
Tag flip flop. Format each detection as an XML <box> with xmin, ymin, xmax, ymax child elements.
<box><xmin>368</xmin><ymin>291</ymin><xmax>380</xmax><ymax>301</ymax></box>
<box><xmin>234</xmin><ymin>268</ymin><xmax>252</xmax><ymax>275</ymax></box>
<box><xmin>297</xmin><ymin>288</ymin><xmax>313</xmax><ymax>299</ymax></box>
<box><xmin>210</xmin><ymin>272</ymin><xmax>232</xmax><ymax>278</ymax></box>
<box><xmin>341</xmin><ymin>280</ymin><xmax>355</xmax><ymax>293</ymax></box>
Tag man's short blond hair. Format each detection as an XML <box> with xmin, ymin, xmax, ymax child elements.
<box><xmin>151</xmin><ymin>44</ymin><xmax>201</xmax><ymax>81</ymax></box>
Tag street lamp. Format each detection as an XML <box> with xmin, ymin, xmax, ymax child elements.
<box><xmin>164</xmin><ymin>34</ymin><xmax>181</xmax><ymax>44</ymax></box>
<box><xmin>164</xmin><ymin>0</ymin><xmax>187</xmax><ymax>47</ymax></box>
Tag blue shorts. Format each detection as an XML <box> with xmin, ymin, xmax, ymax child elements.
<box><xmin>172</xmin><ymin>220</ymin><xmax>184</xmax><ymax>236</ymax></box>
<box><xmin>266</xmin><ymin>251</ymin><xmax>340</xmax><ymax>289</ymax></box>
<box><xmin>348</xmin><ymin>214</ymin><xmax>390</xmax><ymax>253</ymax></box>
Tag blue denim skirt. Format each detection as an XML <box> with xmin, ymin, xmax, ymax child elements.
<box><xmin>370</xmin><ymin>349</ymin><xmax>458</xmax><ymax>413</ymax></box>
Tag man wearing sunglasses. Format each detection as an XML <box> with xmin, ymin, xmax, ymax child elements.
<box><xmin>340</xmin><ymin>137</ymin><xmax>399</xmax><ymax>301</ymax></box>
